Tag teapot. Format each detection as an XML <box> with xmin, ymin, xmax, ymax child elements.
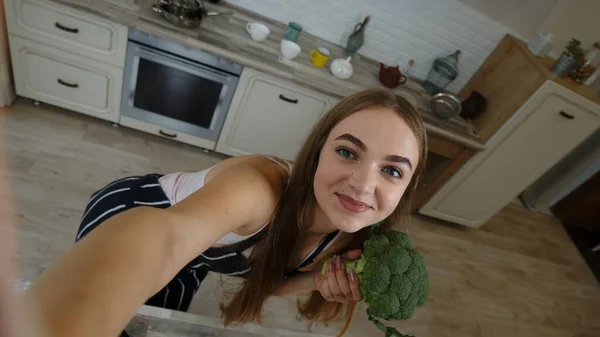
<box><xmin>330</xmin><ymin>57</ymin><xmax>354</xmax><ymax>80</ymax></box>
<box><xmin>379</xmin><ymin>63</ymin><xmax>407</xmax><ymax>88</ymax></box>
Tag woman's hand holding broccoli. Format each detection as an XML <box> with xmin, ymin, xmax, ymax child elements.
<box><xmin>313</xmin><ymin>249</ymin><xmax>363</xmax><ymax>302</ymax></box>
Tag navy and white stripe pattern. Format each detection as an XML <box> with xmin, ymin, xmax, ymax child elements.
<box><xmin>76</xmin><ymin>173</ymin><xmax>338</xmax><ymax>314</ymax></box>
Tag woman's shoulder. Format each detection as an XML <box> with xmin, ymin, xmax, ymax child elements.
<box><xmin>205</xmin><ymin>155</ymin><xmax>290</xmax><ymax>187</ymax></box>
<box><xmin>203</xmin><ymin>155</ymin><xmax>290</xmax><ymax>236</ymax></box>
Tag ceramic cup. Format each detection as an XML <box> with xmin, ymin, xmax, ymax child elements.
<box><xmin>246</xmin><ymin>22</ymin><xmax>270</xmax><ymax>42</ymax></box>
<box><xmin>280</xmin><ymin>40</ymin><xmax>301</xmax><ymax>60</ymax></box>
<box><xmin>309</xmin><ymin>47</ymin><xmax>331</xmax><ymax>68</ymax></box>
<box><xmin>284</xmin><ymin>22</ymin><xmax>303</xmax><ymax>42</ymax></box>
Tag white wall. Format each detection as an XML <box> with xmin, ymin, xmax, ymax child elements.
<box><xmin>457</xmin><ymin>0</ymin><xmax>558</xmax><ymax>40</ymax></box>
<box><xmin>458</xmin><ymin>0</ymin><xmax>600</xmax><ymax>56</ymax></box>
<box><xmin>228</xmin><ymin>0</ymin><xmax>516</xmax><ymax>93</ymax></box>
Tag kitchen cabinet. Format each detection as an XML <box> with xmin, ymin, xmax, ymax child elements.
<box><xmin>216</xmin><ymin>67</ymin><xmax>337</xmax><ymax>162</ymax></box>
<box><xmin>420</xmin><ymin>81</ymin><xmax>600</xmax><ymax>228</ymax></box>
<box><xmin>4</xmin><ymin>0</ymin><xmax>128</xmax><ymax>67</ymax></box>
<box><xmin>5</xmin><ymin>0</ymin><xmax>127</xmax><ymax>122</ymax></box>
<box><xmin>9</xmin><ymin>35</ymin><xmax>123</xmax><ymax>123</ymax></box>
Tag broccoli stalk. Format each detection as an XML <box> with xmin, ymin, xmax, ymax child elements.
<box><xmin>320</xmin><ymin>230</ymin><xmax>428</xmax><ymax>337</ymax></box>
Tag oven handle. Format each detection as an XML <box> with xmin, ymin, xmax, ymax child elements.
<box><xmin>135</xmin><ymin>44</ymin><xmax>233</xmax><ymax>82</ymax></box>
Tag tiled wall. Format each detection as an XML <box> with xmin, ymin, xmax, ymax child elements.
<box><xmin>228</xmin><ymin>0</ymin><xmax>519</xmax><ymax>93</ymax></box>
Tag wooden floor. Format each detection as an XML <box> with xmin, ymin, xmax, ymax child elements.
<box><xmin>2</xmin><ymin>99</ymin><xmax>599</xmax><ymax>337</ymax></box>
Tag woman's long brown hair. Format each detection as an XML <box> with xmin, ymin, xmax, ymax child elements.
<box><xmin>221</xmin><ymin>89</ymin><xmax>428</xmax><ymax>335</ymax></box>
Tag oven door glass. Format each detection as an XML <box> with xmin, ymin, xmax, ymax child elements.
<box><xmin>121</xmin><ymin>42</ymin><xmax>239</xmax><ymax>142</ymax></box>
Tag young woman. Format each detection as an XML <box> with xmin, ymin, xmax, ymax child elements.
<box><xmin>25</xmin><ymin>89</ymin><xmax>428</xmax><ymax>337</ymax></box>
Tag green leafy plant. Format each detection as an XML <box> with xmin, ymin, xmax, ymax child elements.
<box><xmin>565</xmin><ymin>38</ymin><xmax>585</xmax><ymax>61</ymax></box>
<box><xmin>321</xmin><ymin>229</ymin><xmax>429</xmax><ymax>337</ymax></box>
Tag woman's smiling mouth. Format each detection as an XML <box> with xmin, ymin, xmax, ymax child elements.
<box><xmin>335</xmin><ymin>193</ymin><xmax>372</xmax><ymax>213</ymax></box>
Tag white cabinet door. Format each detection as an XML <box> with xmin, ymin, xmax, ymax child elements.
<box><xmin>10</xmin><ymin>35</ymin><xmax>123</xmax><ymax>122</ymax></box>
<box><xmin>4</xmin><ymin>0</ymin><xmax>128</xmax><ymax>67</ymax></box>
<box><xmin>420</xmin><ymin>84</ymin><xmax>600</xmax><ymax>227</ymax></box>
<box><xmin>216</xmin><ymin>68</ymin><xmax>335</xmax><ymax>161</ymax></box>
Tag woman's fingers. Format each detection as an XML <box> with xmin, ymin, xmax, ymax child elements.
<box><xmin>326</xmin><ymin>259</ymin><xmax>345</xmax><ymax>302</ymax></box>
<box><xmin>343</xmin><ymin>249</ymin><xmax>362</xmax><ymax>260</ymax></box>
<box><xmin>348</xmin><ymin>269</ymin><xmax>363</xmax><ymax>301</ymax></box>
<box><xmin>314</xmin><ymin>272</ymin><xmax>334</xmax><ymax>301</ymax></box>
<box><xmin>334</xmin><ymin>256</ymin><xmax>353</xmax><ymax>301</ymax></box>
<box><xmin>317</xmin><ymin>253</ymin><xmax>364</xmax><ymax>302</ymax></box>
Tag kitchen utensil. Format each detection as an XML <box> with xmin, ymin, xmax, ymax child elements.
<box><xmin>405</xmin><ymin>59</ymin><xmax>415</xmax><ymax>78</ymax></box>
<box><xmin>460</xmin><ymin>91</ymin><xmax>487</xmax><ymax>120</ymax></box>
<box><xmin>330</xmin><ymin>57</ymin><xmax>354</xmax><ymax>80</ymax></box>
<box><xmin>430</xmin><ymin>93</ymin><xmax>461</xmax><ymax>119</ymax></box>
<box><xmin>284</xmin><ymin>22</ymin><xmax>303</xmax><ymax>42</ymax></box>
<box><xmin>309</xmin><ymin>47</ymin><xmax>331</xmax><ymax>68</ymax></box>
<box><xmin>423</xmin><ymin>50</ymin><xmax>461</xmax><ymax>95</ymax></box>
<box><xmin>280</xmin><ymin>40</ymin><xmax>301</xmax><ymax>60</ymax></box>
<box><xmin>246</xmin><ymin>22</ymin><xmax>270</xmax><ymax>41</ymax></box>
<box><xmin>152</xmin><ymin>0</ymin><xmax>223</xmax><ymax>29</ymax></box>
<box><xmin>378</xmin><ymin>63</ymin><xmax>407</xmax><ymax>88</ymax></box>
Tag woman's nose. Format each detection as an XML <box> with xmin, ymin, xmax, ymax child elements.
<box><xmin>348</xmin><ymin>167</ymin><xmax>377</xmax><ymax>195</ymax></box>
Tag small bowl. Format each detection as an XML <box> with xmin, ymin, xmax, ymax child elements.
<box><xmin>430</xmin><ymin>93</ymin><xmax>462</xmax><ymax>119</ymax></box>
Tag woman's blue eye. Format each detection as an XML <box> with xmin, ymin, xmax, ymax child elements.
<box><xmin>383</xmin><ymin>167</ymin><xmax>403</xmax><ymax>178</ymax></box>
<box><xmin>336</xmin><ymin>148</ymin><xmax>355</xmax><ymax>159</ymax></box>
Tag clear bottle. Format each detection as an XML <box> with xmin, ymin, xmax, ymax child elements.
<box><xmin>528</xmin><ymin>33</ymin><xmax>554</xmax><ymax>57</ymax></box>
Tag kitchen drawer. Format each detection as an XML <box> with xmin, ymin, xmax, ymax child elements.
<box><xmin>120</xmin><ymin>116</ymin><xmax>217</xmax><ymax>150</ymax></box>
<box><xmin>4</xmin><ymin>0</ymin><xmax>127</xmax><ymax>67</ymax></box>
<box><xmin>10</xmin><ymin>35</ymin><xmax>123</xmax><ymax>122</ymax></box>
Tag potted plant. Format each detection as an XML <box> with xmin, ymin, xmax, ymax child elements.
<box><xmin>551</xmin><ymin>38</ymin><xmax>585</xmax><ymax>77</ymax></box>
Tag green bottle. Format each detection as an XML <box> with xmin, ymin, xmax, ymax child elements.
<box><xmin>344</xmin><ymin>16</ymin><xmax>370</xmax><ymax>57</ymax></box>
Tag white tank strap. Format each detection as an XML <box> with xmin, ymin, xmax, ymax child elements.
<box><xmin>263</xmin><ymin>155</ymin><xmax>292</xmax><ymax>175</ymax></box>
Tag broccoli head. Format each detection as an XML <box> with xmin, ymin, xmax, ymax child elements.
<box><xmin>321</xmin><ymin>229</ymin><xmax>428</xmax><ymax>337</ymax></box>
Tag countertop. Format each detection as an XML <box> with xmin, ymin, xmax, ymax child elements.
<box><xmin>45</xmin><ymin>0</ymin><xmax>485</xmax><ymax>151</ymax></box>
<box><xmin>128</xmin><ymin>305</ymin><xmax>334</xmax><ymax>337</ymax></box>
<box><xmin>513</xmin><ymin>39</ymin><xmax>600</xmax><ymax>106</ymax></box>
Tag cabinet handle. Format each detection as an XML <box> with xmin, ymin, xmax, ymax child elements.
<box><xmin>55</xmin><ymin>22</ymin><xmax>79</xmax><ymax>34</ymax></box>
<box><xmin>559</xmin><ymin>111</ymin><xmax>575</xmax><ymax>120</ymax></box>
<box><xmin>279</xmin><ymin>94</ymin><xmax>298</xmax><ymax>104</ymax></box>
<box><xmin>159</xmin><ymin>130</ymin><xmax>178</xmax><ymax>138</ymax></box>
<box><xmin>57</xmin><ymin>79</ymin><xmax>79</xmax><ymax>88</ymax></box>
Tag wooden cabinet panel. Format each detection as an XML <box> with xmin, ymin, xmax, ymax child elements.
<box><xmin>216</xmin><ymin>68</ymin><xmax>335</xmax><ymax>161</ymax></box>
<box><xmin>10</xmin><ymin>35</ymin><xmax>122</xmax><ymax>122</ymax></box>
<box><xmin>421</xmin><ymin>84</ymin><xmax>600</xmax><ymax>227</ymax></box>
<box><xmin>5</xmin><ymin>0</ymin><xmax>128</xmax><ymax>67</ymax></box>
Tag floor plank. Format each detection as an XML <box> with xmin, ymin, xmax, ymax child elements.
<box><xmin>2</xmin><ymin>99</ymin><xmax>598</xmax><ymax>337</ymax></box>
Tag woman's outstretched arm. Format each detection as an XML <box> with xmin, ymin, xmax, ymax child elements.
<box><xmin>25</xmin><ymin>164</ymin><xmax>282</xmax><ymax>337</ymax></box>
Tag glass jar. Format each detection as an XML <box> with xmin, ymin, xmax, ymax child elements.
<box><xmin>422</xmin><ymin>50</ymin><xmax>461</xmax><ymax>95</ymax></box>
<box><xmin>570</xmin><ymin>42</ymin><xmax>600</xmax><ymax>83</ymax></box>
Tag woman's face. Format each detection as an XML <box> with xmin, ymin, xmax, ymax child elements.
<box><xmin>313</xmin><ymin>107</ymin><xmax>420</xmax><ymax>233</ymax></box>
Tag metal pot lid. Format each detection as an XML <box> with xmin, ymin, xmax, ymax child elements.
<box><xmin>162</xmin><ymin>0</ymin><xmax>203</xmax><ymax>10</ymax></box>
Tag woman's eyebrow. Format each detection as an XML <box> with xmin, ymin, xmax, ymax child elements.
<box><xmin>335</xmin><ymin>133</ymin><xmax>413</xmax><ymax>171</ymax></box>
<box><xmin>335</xmin><ymin>133</ymin><xmax>366</xmax><ymax>151</ymax></box>
<box><xmin>385</xmin><ymin>155</ymin><xmax>413</xmax><ymax>172</ymax></box>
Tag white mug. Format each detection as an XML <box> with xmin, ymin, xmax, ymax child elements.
<box><xmin>246</xmin><ymin>22</ymin><xmax>270</xmax><ymax>42</ymax></box>
<box><xmin>280</xmin><ymin>40</ymin><xmax>301</xmax><ymax>60</ymax></box>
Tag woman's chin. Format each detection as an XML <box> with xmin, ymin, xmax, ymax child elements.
<box><xmin>331</xmin><ymin>217</ymin><xmax>371</xmax><ymax>233</ymax></box>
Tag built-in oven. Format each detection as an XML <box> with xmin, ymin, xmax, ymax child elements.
<box><xmin>121</xmin><ymin>28</ymin><xmax>242</xmax><ymax>148</ymax></box>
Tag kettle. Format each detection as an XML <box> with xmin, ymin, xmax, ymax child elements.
<box><xmin>330</xmin><ymin>57</ymin><xmax>354</xmax><ymax>80</ymax></box>
<box><xmin>379</xmin><ymin>63</ymin><xmax>407</xmax><ymax>88</ymax></box>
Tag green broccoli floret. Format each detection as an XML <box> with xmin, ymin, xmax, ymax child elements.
<box><xmin>321</xmin><ymin>229</ymin><xmax>428</xmax><ymax>337</ymax></box>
